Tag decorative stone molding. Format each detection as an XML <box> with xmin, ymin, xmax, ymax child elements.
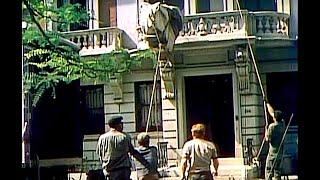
<box><xmin>109</xmin><ymin>73</ymin><xmax>123</xmax><ymax>101</ymax></box>
<box><xmin>159</xmin><ymin>51</ymin><xmax>175</xmax><ymax>99</ymax></box>
<box><xmin>235</xmin><ymin>46</ymin><xmax>250</xmax><ymax>93</ymax></box>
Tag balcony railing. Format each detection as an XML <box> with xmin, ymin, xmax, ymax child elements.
<box><xmin>251</xmin><ymin>11</ymin><xmax>289</xmax><ymax>38</ymax></box>
<box><xmin>175</xmin><ymin>10</ymin><xmax>290</xmax><ymax>44</ymax></box>
<box><xmin>62</xmin><ymin>11</ymin><xmax>290</xmax><ymax>56</ymax></box>
<box><xmin>63</xmin><ymin>27</ymin><xmax>122</xmax><ymax>56</ymax></box>
<box><xmin>177</xmin><ymin>10</ymin><xmax>250</xmax><ymax>43</ymax></box>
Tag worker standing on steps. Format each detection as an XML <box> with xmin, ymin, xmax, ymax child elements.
<box><xmin>264</xmin><ymin>97</ymin><xmax>286</xmax><ymax>180</ymax></box>
<box><xmin>180</xmin><ymin>123</ymin><xmax>219</xmax><ymax>180</ymax></box>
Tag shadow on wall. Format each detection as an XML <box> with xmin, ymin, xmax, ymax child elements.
<box><xmin>122</xmin><ymin>31</ymin><xmax>137</xmax><ymax>50</ymax></box>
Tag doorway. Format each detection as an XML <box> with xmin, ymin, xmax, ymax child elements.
<box><xmin>185</xmin><ymin>74</ymin><xmax>235</xmax><ymax>157</ymax></box>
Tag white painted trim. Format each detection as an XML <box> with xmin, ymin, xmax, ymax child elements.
<box><xmin>232</xmin><ymin>68</ymin><xmax>242</xmax><ymax>158</ymax></box>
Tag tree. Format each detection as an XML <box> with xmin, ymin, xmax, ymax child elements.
<box><xmin>22</xmin><ymin>0</ymin><xmax>156</xmax><ymax>106</ymax></box>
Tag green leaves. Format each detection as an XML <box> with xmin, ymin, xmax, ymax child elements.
<box><xmin>22</xmin><ymin>0</ymin><xmax>156</xmax><ymax>107</ymax></box>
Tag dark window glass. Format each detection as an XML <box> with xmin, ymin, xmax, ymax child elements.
<box><xmin>80</xmin><ymin>85</ymin><xmax>105</xmax><ymax>134</ymax></box>
<box><xmin>135</xmin><ymin>81</ymin><xmax>162</xmax><ymax>132</ymax></box>
<box><xmin>196</xmin><ymin>0</ymin><xmax>211</xmax><ymax>13</ymax></box>
<box><xmin>238</xmin><ymin>0</ymin><xmax>277</xmax><ymax>11</ymax></box>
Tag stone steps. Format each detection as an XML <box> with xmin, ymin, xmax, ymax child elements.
<box><xmin>156</xmin><ymin>158</ymin><xmax>254</xmax><ymax>180</ymax></box>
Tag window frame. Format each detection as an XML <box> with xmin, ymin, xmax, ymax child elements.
<box><xmin>80</xmin><ymin>85</ymin><xmax>105</xmax><ymax>135</ymax></box>
<box><xmin>135</xmin><ymin>81</ymin><xmax>163</xmax><ymax>132</ymax></box>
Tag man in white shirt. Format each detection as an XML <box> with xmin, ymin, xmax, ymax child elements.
<box><xmin>180</xmin><ymin>123</ymin><xmax>219</xmax><ymax>180</ymax></box>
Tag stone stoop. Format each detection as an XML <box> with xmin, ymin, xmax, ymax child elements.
<box><xmin>211</xmin><ymin>158</ymin><xmax>255</xmax><ymax>180</ymax></box>
<box><xmin>155</xmin><ymin>158</ymin><xmax>255</xmax><ymax>180</ymax></box>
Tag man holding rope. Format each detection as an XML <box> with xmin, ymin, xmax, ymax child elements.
<box><xmin>264</xmin><ymin>98</ymin><xmax>286</xmax><ymax>180</ymax></box>
<box><xmin>96</xmin><ymin>116</ymin><xmax>151</xmax><ymax>180</ymax></box>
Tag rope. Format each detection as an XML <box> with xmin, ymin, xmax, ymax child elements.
<box><xmin>234</xmin><ymin>0</ymin><xmax>269</xmax><ymax>159</ymax></box>
<box><xmin>266</xmin><ymin>113</ymin><xmax>294</xmax><ymax>180</ymax></box>
<box><xmin>145</xmin><ymin>22</ymin><xmax>163</xmax><ymax>133</ymax></box>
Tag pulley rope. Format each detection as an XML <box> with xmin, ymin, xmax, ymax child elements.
<box><xmin>145</xmin><ymin>22</ymin><xmax>164</xmax><ymax>133</ymax></box>
<box><xmin>234</xmin><ymin>0</ymin><xmax>269</xmax><ymax>159</ymax></box>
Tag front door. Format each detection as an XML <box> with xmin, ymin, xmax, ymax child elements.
<box><xmin>185</xmin><ymin>74</ymin><xmax>235</xmax><ymax>157</ymax></box>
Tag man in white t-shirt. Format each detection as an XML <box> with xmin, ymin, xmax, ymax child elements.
<box><xmin>180</xmin><ymin>123</ymin><xmax>219</xmax><ymax>180</ymax></box>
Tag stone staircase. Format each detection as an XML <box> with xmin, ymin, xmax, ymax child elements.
<box><xmin>155</xmin><ymin>158</ymin><xmax>256</xmax><ymax>180</ymax></box>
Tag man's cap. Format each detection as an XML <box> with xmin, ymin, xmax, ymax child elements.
<box><xmin>191</xmin><ymin>123</ymin><xmax>206</xmax><ymax>133</ymax></box>
<box><xmin>137</xmin><ymin>132</ymin><xmax>150</xmax><ymax>143</ymax></box>
<box><xmin>108</xmin><ymin>116</ymin><xmax>123</xmax><ymax>125</ymax></box>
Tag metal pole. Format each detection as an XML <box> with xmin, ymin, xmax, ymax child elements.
<box><xmin>22</xmin><ymin>22</ymin><xmax>25</xmax><ymax>166</ymax></box>
<box><xmin>235</xmin><ymin>0</ymin><xmax>269</xmax><ymax>161</ymax></box>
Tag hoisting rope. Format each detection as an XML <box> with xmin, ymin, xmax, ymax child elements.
<box><xmin>145</xmin><ymin>22</ymin><xmax>163</xmax><ymax>134</ymax></box>
<box><xmin>234</xmin><ymin>0</ymin><xmax>269</xmax><ymax>159</ymax></box>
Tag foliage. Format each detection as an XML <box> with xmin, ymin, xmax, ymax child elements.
<box><xmin>22</xmin><ymin>0</ymin><xmax>156</xmax><ymax>106</ymax></box>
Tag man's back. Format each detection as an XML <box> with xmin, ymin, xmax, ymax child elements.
<box><xmin>96</xmin><ymin>130</ymin><xmax>131</xmax><ymax>171</ymax></box>
<box><xmin>135</xmin><ymin>146</ymin><xmax>158</xmax><ymax>176</ymax></box>
<box><xmin>182</xmin><ymin>139</ymin><xmax>217</xmax><ymax>173</ymax></box>
<box><xmin>267</xmin><ymin>121</ymin><xmax>286</xmax><ymax>154</ymax></box>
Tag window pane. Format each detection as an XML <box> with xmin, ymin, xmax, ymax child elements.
<box><xmin>196</xmin><ymin>0</ymin><xmax>210</xmax><ymax>13</ymax></box>
<box><xmin>80</xmin><ymin>85</ymin><xmax>105</xmax><ymax>134</ymax></box>
<box><xmin>239</xmin><ymin>0</ymin><xmax>277</xmax><ymax>11</ymax></box>
<box><xmin>135</xmin><ymin>81</ymin><xmax>162</xmax><ymax>132</ymax></box>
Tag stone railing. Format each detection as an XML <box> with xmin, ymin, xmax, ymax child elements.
<box><xmin>250</xmin><ymin>11</ymin><xmax>289</xmax><ymax>38</ymax></box>
<box><xmin>63</xmin><ymin>27</ymin><xmax>123</xmax><ymax>56</ymax></box>
<box><xmin>176</xmin><ymin>10</ymin><xmax>250</xmax><ymax>43</ymax></box>
<box><xmin>175</xmin><ymin>10</ymin><xmax>290</xmax><ymax>44</ymax></box>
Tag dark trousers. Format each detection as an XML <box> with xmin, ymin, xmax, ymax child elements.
<box><xmin>265</xmin><ymin>154</ymin><xmax>282</xmax><ymax>180</ymax></box>
<box><xmin>188</xmin><ymin>171</ymin><xmax>213</xmax><ymax>180</ymax></box>
<box><xmin>104</xmin><ymin>167</ymin><xmax>131</xmax><ymax>180</ymax></box>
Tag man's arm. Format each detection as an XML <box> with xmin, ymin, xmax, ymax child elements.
<box><xmin>212</xmin><ymin>158</ymin><xmax>219</xmax><ymax>176</ymax></box>
<box><xmin>96</xmin><ymin>137</ymin><xmax>102</xmax><ymax>162</ymax></box>
<box><xmin>180</xmin><ymin>156</ymin><xmax>188</xmax><ymax>179</ymax></box>
<box><xmin>211</xmin><ymin>146</ymin><xmax>219</xmax><ymax>176</ymax></box>
<box><xmin>265</xmin><ymin>125</ymin><xmax>273</xmax><ymax>142</ymax></box>
<box><xmin>128</xmin><ymin>143</ymin><xmax>150</xmax><ymax>169</ymax></box>
<box><xmin>266</xmin><ymin>103</ymin><xmax>275</xmax><ymax>120</ymax></box>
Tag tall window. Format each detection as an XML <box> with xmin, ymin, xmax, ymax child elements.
<box><xmin>135</xmin><ymin>81</ymin><xmax>162</xmax><ymax>132</ymax></box>
<box><xmin>195</xmin><ymin>0</ymin><xmax>224</xmax><ymax>13</ymax></box>
<box><xmin>98</xmin><ymin>0</ymin><xmax>117</xmax><ymax>28</ymax></box>
<box><xmin>57</xmin><ymin>0</ymin><xmax>90</xmax><ymax>31</ymax></box>
<box><xmin>80</xmin><ymin>85</ymin><xmax>105</xmax><ymax>134</ymax></box>
<box><xmin>238</xmin><ymin>0</ymin><xmax>277</xmax><ymax>11</ymax></box>
<box><xmin>70</xmin><ymin>0</ymin><xmax>90</xmax><ymax>30</ymax></box>
<box><xmin>196</xmin><ymin>0</ymin><xmax>211</xmax><ymax>13</ymax></box>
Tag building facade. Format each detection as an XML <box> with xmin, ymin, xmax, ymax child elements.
<box><xmin>60</xmin><ymin>0</ymin><xmax>297</xmax><ymax>177</ymax></box>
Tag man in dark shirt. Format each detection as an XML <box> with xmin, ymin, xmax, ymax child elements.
<box><xmin>264</xmin><ymin>101</ymin><xmax>286</xmax><ymax>180</ymax></box>
<box><xmin>96</xmin><ymin>116</ymin><xmax>150</xmax><ymax>180</ymax></box>
<box><xmin>134</xmin><ymin>132</ymin><xmax>159</xmax><ymax>180</ymax></box>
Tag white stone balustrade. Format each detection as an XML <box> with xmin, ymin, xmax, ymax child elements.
<box><xmin>251</xmin><ymin>11</ymin><xmax>289</xmax><ymax>38</ymax></box>
<box><xmin>63</xmin><ymin>27</ymin><xmax>123</xmax><ymax>56</ymax></box>
<box><xmin>176</xmin><ymin>10</ymin><xmax>249</xmax><ymax>43</ymax></box>
<box><xmin>175</xmin><ymin>10</ymin><xmax>290</xmax><ymax>44</ymax></box>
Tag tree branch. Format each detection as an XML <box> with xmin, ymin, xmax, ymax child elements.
<box><xmin>31</xmin><ymin>5</ymin><xmax>70</xmax><ymax>24</ymax></box>
<box><xmin>23</xmin><ymin>0</ymin><xmax>56</xmax><ymax>48</ymax></box>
